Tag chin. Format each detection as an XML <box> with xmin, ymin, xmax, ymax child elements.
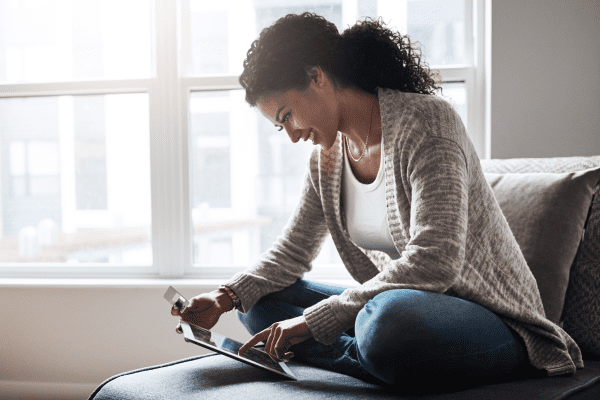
<box><xmin>321</xmin><ymin>135</ymin><xmax>338</xmax><ymax>151</ymax></box>
<box><xmin>309</xmin><ymin>131</ymin><xmax>325</xmax><ymax>149</ymax></box>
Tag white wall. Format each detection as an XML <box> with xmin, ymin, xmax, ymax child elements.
<box><xmin>2</xmin><ymin>1</ymin><xmax>600</xmax><ymax>399</ymax></box>
<box><xmin>0</xmin><ymin>283</ymin><xmax>253</xmax><ymax>400</ymax></box>
<box><xmin>490</xmin><ymin>0</ymin><xmax>600</xmax><ymax>159</ymax></box>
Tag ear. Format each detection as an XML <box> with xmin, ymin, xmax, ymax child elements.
<box><xmin>305</xmin><ymin>66</ymin><xmax>323</xmax><ymax>86</ymax></box>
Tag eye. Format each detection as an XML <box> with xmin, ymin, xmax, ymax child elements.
<box><xmin>275</xmin><ymin>112</ymin><xmax>291</xmax><ymax>131</ymax></box>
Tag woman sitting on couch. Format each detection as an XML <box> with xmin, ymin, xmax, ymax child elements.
<box><xmin>171</xmin><ymin>12</ymin><xmax>583</xmax><ymax>390</ymax></box>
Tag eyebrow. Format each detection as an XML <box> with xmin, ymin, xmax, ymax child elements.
<box><xmin>275</xmin><ymin>106</ymin><xmax>286</xmax><ymax>123</ymax></box>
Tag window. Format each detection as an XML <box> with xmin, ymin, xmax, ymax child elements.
<box><xmin>0</xmin><ymin>0</ymin><xmax>487</xmax><ymax>279</ymax></box>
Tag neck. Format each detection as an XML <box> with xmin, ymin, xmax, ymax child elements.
<box><xmin>338</xmin><ymin>89</ymin><xmax>381</xmax><ymax>151</ymax></box>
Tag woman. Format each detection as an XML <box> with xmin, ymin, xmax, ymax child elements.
<box><xmin>171</xmin><ymin>12</ymin><xmax>583</xmax><ymax>391</ymax></box>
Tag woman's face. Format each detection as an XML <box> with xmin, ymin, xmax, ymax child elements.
<box><xmin>256</xmin><ymin>69</ymin><xmax>340</xmax><ymax>150</ymax></box>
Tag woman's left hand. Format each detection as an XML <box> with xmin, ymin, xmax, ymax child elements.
<box><xmin>238</xmin><ymin>315</ymin><xmax>312</xmax><ymax>362</ymax></box>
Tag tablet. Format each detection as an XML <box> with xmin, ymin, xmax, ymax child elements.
<box><xmin>180</xmin><ymin>321</ymin><xmax>297</xmax><ymax>380</ymax></box>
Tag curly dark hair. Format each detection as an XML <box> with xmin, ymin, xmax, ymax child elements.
<box><xmin>239</xmin><ymin>12</ymin><xmax>441</xmax><ymax>106</ymax></box>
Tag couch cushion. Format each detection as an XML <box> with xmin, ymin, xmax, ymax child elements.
<box><xmin>88</xmin><ymin>353</ymin><xmax>600</xmax><ymax>400</ymax></box>
<box><xmin>481</xmin><ymin>155</ymin><xmax>600</xmax><ymax>357</ymax></box>
<box><xmin>562</xmin><ymin>190</ymin><xmax>600</xmax><ymax>358</ymax></box>
<box><xmin>483</xmin><ymin>168</ymin><xmax>600</xmax><ymax>324</ymax></box>
<box><xmin>481</xmin><ymin>156</ymin><xmax>600</xmax><ymax>174</ymax></box>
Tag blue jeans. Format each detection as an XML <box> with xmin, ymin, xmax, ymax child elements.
<box><xmin>238</xmin><ymin>280</ymin><xmax>533</xmax><ymax>392</ymax></box>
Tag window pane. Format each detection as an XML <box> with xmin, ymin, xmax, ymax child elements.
<box><xmin>407</xmin><ymin>0</ymin><xmax>468</xmax><ymax>66</ymax></box>
<box><xmin>28</xmin><ymin>141</ymin><xmax>60</xmax><ymax>176</ymax></box>
<box><xmin>0</xmin><ymin>94</ymin><xmax>152</xmax><ymax>264</ymax></box>
<box><xmin>182</xmin><ymin>0</ymin><xmax>469</xmax><ymax>77</ymax></box>
<box><xmin>440</xmin><ymin>81</ymin><xmax>467</xmax><ymax>128</ymax></box>
<box><xmin>0</xmin><ymin>0</ymin><xmax>152</xmax><ymax>83</ymax></box>
<box><xmin>9</xmin><ymin>141</ymin><xmax>26</xmax><ymax>176</ymax></box>
<box><xmin>182</xmin><ymin>1</ymin><xmax>371</xmax><ymax>77</ymax></box>
<box><xmin>190</xmin><ymin>90</ymin><xmax>344</xmax><ymax>269</ymax></box>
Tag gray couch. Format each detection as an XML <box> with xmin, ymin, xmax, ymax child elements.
<box><xmin>89</xmin><ymin>155</ymin><xmax>600</xmax><ymax>400</ymax></box>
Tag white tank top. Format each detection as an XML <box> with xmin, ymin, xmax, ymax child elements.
<box><xmin>342</xmin><ymin>141</ymin><xmax>401</xmax><ymax>260</ymax></box>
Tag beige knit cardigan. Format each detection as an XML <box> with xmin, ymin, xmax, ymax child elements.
<box><xmin>225</xmin><ymin>87</ymin><xmax>583</xmax><ymax>376</ymax></box>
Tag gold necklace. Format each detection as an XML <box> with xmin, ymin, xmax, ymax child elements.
<box><xmin>345</xmin><ymin>97</ymin><xmax>375</xmax><ymax>163</ymax></box>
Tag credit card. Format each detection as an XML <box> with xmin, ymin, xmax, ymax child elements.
<box><xmin>163</xmin><ymin>286</ymin><xmax>190</xmax><ymax>313</ymax></box>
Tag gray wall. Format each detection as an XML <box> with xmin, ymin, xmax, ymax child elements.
<box><xmin>491</xmin><ymin>0</ymin><xmax>600</xmax><ymax>159</ymax></box>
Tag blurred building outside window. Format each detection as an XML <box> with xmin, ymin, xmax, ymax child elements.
<box><xmin>0</xmin><ymin>0</ymin><xmax>484</xmax><ymax>280</ymax></box>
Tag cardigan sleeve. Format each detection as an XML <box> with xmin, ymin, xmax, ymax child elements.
<box><xmin>223</xmin><ymin>153</ymin><xmax>330</xmax><ymax>313</ymax></box>
<box><xmin>304</xmin><ymin>136</ymin><xmax>470</xmax><ymax>344</ymax></box>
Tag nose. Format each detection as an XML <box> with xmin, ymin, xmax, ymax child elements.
<box><xmin>284</xmin><ymin>125</ymin><xmax>302</xmax><ymax>143</ymax></box>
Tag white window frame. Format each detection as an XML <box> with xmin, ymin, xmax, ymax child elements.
<box><xmin>0</xmin><ymin>0</ymin><xmax>489</xmax><ymax>280</ymax></box>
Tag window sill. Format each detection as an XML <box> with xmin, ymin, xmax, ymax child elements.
<box><xmin>0</xmin><ymin>277</ymin><xmax>359</xmax><ymax>288</ymax></box>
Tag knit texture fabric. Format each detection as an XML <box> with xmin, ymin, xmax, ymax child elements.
<box><xmin>225</xmin><ymin>88</ymin><xmax>583</xmax><ymax>376</ymax></box>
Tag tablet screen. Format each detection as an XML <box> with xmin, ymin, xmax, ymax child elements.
<box><xmin>181</xmin><ymin>322</ymin><xmax>296</xmax><ymax>380</ymax></box>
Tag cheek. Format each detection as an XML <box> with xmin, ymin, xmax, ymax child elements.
<box><xmin>319</xmin><ymin>104</ymin><xmax>338</xmax><ymax>133</ymax></box>
<box><xmin>304</xmin><ymin>96</ymin><xmax>338</xmax><ymax>134</ymax></box>
<box><xmin>304</xmin><ymin>105</ymin><xmax>320</xmax><ymax>127</ymax></box>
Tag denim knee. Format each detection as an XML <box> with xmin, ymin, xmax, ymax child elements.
<box><xmin>236</xmin><ymin>300</ymin><xmax>270</xmax><ymax>336</ymax></box>
<box><xmin>354</xmin><ymin>289</ymin><xmax>430</xmax><ymax>381</ymax></box>
<box><xmin>354</xmin><ymin>289</ymin><xmax>522</xmax><ymax>386</ymax></box>
<box><xmin>236</xmin><ymin>309</ymin><xmax>255</xmax><ymax>335</ymax></box>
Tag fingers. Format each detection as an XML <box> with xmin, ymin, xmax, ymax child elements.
<box><xmin>181</xmin><ymin>309</ymin><xmax>217</xmax><ymax>329</ymax></box>
<box><xmin>171</xmin><ymin>294</ymin><xmax>214</xmax><ymax>334</ymax></box>
<box><xmin>239</xmin><ymin>324</ymin><xmax>293</xmax><ymax>362</ymax></box>
<box><xmin>274</xmin><ymin>331</ymin><xmax>290</xmax><ymax>360</ymax></box>
<box><xmin>185</xmin><ymin>297</ymin><xmax>212</xmax><ymax>315</ymax></box>
<box><xmin>239</xmin><ymin>329</ymin><xmax>270</xmax><ymax>356</ymax></box>
<box><xmin>273</xmin><ymin>330</ymin><xmax>295</xmax><ymax>361</ymax></box>
<box><xmin>171</xmin><ymin>304</ymin><xmax>181</xmax><ymax>317</ymax></box>
<box><xmin>264</xmin><ymin>325</ymin><xmax>282</xmax><ymax>362</ymax></box>
<box><xmin>170</xmin><ymin>296</ymin><xmax>222</xmax><ymax>331</ymax></box>
<box><xmin>265</xmin><ymin>326</ymin><xmax>277</xmax><ymax>359</ymax></box>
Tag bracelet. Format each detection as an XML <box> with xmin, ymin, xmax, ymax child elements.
<box><xmin>218</xmin><ymin>285</ymin><xmax>241</xmax><ymax>312</ymax></box>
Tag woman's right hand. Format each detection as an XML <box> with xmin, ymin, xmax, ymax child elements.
<box><xmin>171</xmin><ymin>289</ymin><xmax>233</xmax><ymax>334</ymax></box>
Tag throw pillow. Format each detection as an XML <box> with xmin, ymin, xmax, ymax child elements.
<box><xmin>482</xmin><ymin>155</ymin><xmax>600</xmax><ymax>358</ymax></box>
<box><xmin>561</xmin><ymin>190</ymin><xmax>600</xmax><ymax>358</ymax></box>
<box><xmin>484</xmin><ymin>167</ymin><xmax>600</xmax><ymax>324</ymax></box>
